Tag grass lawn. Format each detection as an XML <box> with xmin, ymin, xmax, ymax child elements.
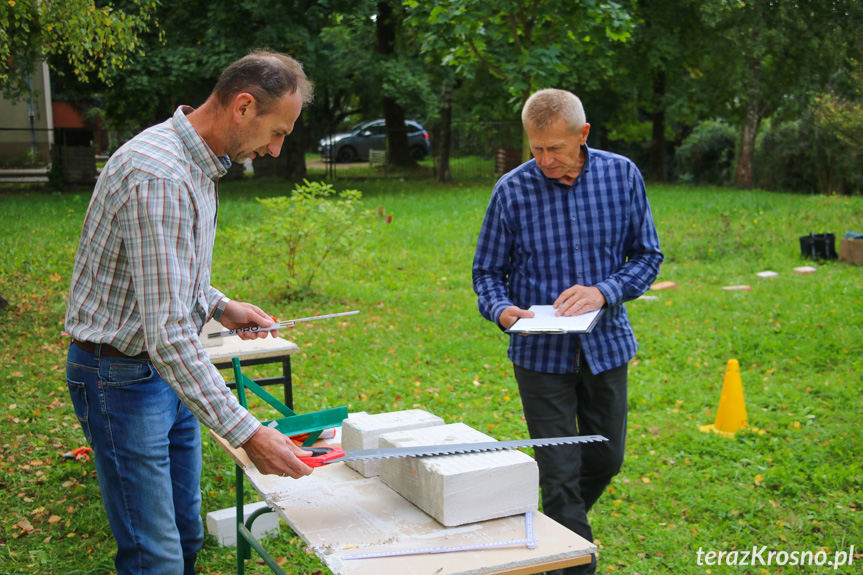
<box><xmin>1</xmin><ymin>178</ymin><xmax>861</xmax><ymax>574</ymax></box>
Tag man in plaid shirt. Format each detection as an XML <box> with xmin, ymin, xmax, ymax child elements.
<box><xmin>65</xmin><ymin>51</ymin><xmax>313</xmax><ymax>574</ymax></box>
<box><xmin>473</xmin><ymin>89</ymin><xmax>663</xmax><ymax>575</ymax></box>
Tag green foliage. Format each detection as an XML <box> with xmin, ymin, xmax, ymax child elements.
<box><xmin>755</xmin><ymin>119</ymin><xmax>863</xmax><ymax>196</ymax></box>
<box><xmin>813</xmin><ymin>68</ymin><xmax>863</xmax><ymax>150</ymax></box>
<box><xmin>404</xmin><ymin>0</ymin><xmax>633</xmax><ymax>105</ymax></box>
<box><xmin>222</xmin><ymin>180</ymin><xmax>375</xmax><ymax>301</ymax></box>
<box><xmin>675</xmin><ymin>120</ymin><xmax>738</xmax><ymax>186</ymax></box>
<box><xmin>0</xmin><ymin>0</ymin><xmax>158</xmax><ymax>101</ymax></box>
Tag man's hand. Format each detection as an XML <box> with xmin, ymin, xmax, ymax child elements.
<box><xmin>219</xmin><ymin>300</ymin><xmax>278</xmax><ymax>340</ymax></box>
<box><xmin>498</xmin><ymin>305</ymin><xmax>535</xmax><ymax>330</ymax></box>
<box><xmin>553</xmin><ymin>285</ymin><xmax>606</xmax><ymax>316</ymax></box>
<box><xmin>241</xmin><ymin>426</ymin><xmax>314</xmax><ymax>478</ymax></box>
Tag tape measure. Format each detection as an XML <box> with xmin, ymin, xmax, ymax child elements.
<box><xmin>342</xmin><ymin>512</ymin><xmax>536</xmax><ymax>560</ymax></box>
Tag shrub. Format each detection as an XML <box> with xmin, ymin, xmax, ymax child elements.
<box><xmin>755</xmin><ymin>118</ymin><xmax>863</xmax><ymax>195</ymax></box>
<box><xmin>224</xmin><ymin>180</ymin><xmax>374</xmax><ymax>300</ymax></box>
<box><xmin>754</xmin><ymin>120</ymin><xmax>811</xmax><ymax>193</ymax></box>
<box><xmin>675</xmin><ymin>119</ymin><xmax>738</xmax><ymax>186</ymax></box>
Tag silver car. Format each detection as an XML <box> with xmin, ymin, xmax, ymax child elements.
<box><xmin>319</xmin><ymin>119</ymin><xmax>431</xmax><ymax>163</ymax></box>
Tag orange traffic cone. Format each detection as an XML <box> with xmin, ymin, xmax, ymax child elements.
<box><xmin>700</xmin><ymin>359</ymin><xmax>748</xmax><ymax>438</ymax></box>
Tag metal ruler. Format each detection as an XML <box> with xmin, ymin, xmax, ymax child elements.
<box><xmin>208</xmin><ymin>310</ymin><xmax>359</xmax><ymax>339</ymax></box>
<box><xmin>342</xmin><ymin>511</ymin><xmax>536</xmax><ymax>560</ymax></box>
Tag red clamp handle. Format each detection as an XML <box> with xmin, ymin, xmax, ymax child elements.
<box><xmin>299</xmin><ymin>446</ymin><xmax>345</xmax><ymax>467</ymax></box>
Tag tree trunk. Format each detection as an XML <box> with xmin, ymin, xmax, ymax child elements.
<box><xmin>735</xmin><ymin>103</ymin><xmax>760</xmax><ymax>189</ymax></box>
<box><xmin>376</xmin><ymin>1</ymin><xmax>415</xmax><ymax>167</ymax></box>
<box><xmin>735</xmin><ymin>57</ymin><xmax>762</xmax><ymax>189</ymax></box>
<box><xmin>650</xmin><ymin>70</ymin><xmax>667</xmax><ymax>182</ymax></box>
<box><xmin>282</xmin><ymin>112</ymin><xmax>308</xmax><ymax>182</ymax></box>
<box><xmin>436</xmin><ymin>82</ymin><xmax>453</xmax><ymax>182</ymax></box>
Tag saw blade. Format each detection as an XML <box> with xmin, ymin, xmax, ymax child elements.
<box><xmin>337</xmin><ymin>435</ymin><xmax>607</xmax><ymax>463</ymax></box>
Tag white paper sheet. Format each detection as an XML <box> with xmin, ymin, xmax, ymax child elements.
<box><xmin>505</xmin><ymin>305</ymin><xmax>603</xmax><ymax>334</ymax></box>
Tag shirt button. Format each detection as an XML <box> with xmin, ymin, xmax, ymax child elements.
<box><xmin>578</xmin><ymin>273</ymin><xmax>583</xmax><ymax>278</ymax></box>
<box><xmin>575</xmin><ymin>245</ymin><xmax>579</xmax><ymax>250</ymax></box>
<box><xmin>571</xmin><ymin>216</ymin><xmax>576</xmax><ymax>222</ymax></box>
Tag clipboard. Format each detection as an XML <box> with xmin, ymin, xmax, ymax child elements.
<box><xmin>505</xmin><ymin>305</ymin><xmax>605</xmax><ymax>335</ymax></box>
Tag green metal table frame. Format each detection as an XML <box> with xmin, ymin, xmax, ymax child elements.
<box><xmin>229</xmin><ymin>357</ymin><xmax>347</xmax><ymax>575</ymax></box>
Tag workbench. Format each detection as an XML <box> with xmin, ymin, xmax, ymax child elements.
<box><xmin>210</xmin><ymin>431</ymin><xmax>595</xmax><ymax>575</ymax></box>
<box><xmin>205</xmin><ymin>335</ymin><xmax>299</xmax><ymax>408</ymax></box>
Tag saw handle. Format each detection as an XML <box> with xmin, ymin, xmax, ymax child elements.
<box><xmin>299</xmin><ymin>446</ymin><xmax>345</xmax><ymax>467</ymax></box>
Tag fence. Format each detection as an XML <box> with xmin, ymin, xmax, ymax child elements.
<box><xmin>1</xmin><ymin>121</ymin><xmax>527</xmax><ymax>185</ymax></box>
<box><xmin>318</xmin><ymin>121</ymin><xmax>524</xmax><ymax>181</ymax></box>
<box><xmin>0</xmin><ymin>127</ymin><xmax>98</xmax><ymax>184</ymax></box>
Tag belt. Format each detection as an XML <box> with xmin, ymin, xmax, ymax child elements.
<box><xmin>72</xmin><ymin>339</ymin><xmax>149</xmax><ymax>360</ymax></box>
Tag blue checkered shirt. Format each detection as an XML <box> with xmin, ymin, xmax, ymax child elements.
<box><xmin>473</xmin><ymin>145</ymin><xmax>663</xmax><ymax>374</ymax></box>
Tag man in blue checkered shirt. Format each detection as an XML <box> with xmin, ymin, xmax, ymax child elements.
<box><xmin>473</xmin><ymin>89</ymin><xmax>663</xmax><ymax>575</ymax></box>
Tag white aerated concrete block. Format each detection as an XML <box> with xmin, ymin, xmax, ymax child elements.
<box><xmin>379</xmin><ymin>423</ymin><xmax>539</xmax><ymax>527</ymax></box>
<box><xmin>342</xmin><ymin>409</ymin><xmax>445</xmax><ymax>477</ymax></box>
<box><xmin>206</xmin><ymin>501</ymin><xmax>279</xmax><ymax>547</ymax></box>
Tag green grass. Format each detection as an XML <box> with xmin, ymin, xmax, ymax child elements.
<box><xmin>1</xmin><ymin>181</ymin><xmax>861</xmax><ymax>574</ymax></box>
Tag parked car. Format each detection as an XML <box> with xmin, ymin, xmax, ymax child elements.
<box><xmin>319</xmin><ymin>119</ymin><xmax>430</xmax><ymax>163</ymax></box>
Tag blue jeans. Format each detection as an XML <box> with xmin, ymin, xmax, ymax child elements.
<box><xmin>66</xmin><ymin>342</ymin><xmax>203</xmax><ymax>575</ymax></box>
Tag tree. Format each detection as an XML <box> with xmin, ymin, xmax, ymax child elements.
<box><xmin>699</xmin><ymin>0</ymin><xmax>863</xmax><ymax>189</ymax></box>
<box><xmin>87</xmin><ymin>0</ymin><xmax>337</xmax><ymax>182</ymax></box>
<box><xmin>377</xmin><ymin>1</ymin><xmax>416</xmax><ymax>167</ymax></box>
<box><xmin>405</xmin><ymin>0</ymin><xmax>633</xmax><ymax>159</ymax></box>
<box><xmin>603</xmin><ymin>0</ymin><xmax>709</xmax><ymax>182</ymax></box>
<box><xmin>0</xmin><ymin>0</ymin><xmax>156</xmax><ymax>101</ymax></box>
<box><xmin>406</xmin><ymin>0</ymin><xmax>632</xmax><ymax>104</ymax></box>
<box><xmin>813</xmin><ymin>68</ymin><xmax>863</xmax><ymax>149</ymax></box>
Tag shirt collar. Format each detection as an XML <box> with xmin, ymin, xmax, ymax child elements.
<box><xmin>172</xmin><ymin>106</ymin><xmax>229</xmax><ymax>181</ymax></box>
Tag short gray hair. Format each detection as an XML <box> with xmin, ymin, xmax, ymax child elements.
<box><xmin>212</xmin><ymin>50</ymin><xmax>314</xmax><ymax>115</ymax></box>
<box><xmin>522</xmin><ymin>89</ymin><xmax>586</xmax><ymax>133</ymax></box>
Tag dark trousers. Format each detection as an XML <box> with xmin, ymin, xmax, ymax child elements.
<box><xmin>514</xmin><ymin>358</ymin><xmax>628</xmax><ymax>575</ymax></box>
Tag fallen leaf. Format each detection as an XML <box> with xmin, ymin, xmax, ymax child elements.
<box><xmin>48</xmin><ymin>515</ymin><xmax>62</xmax><ymax>524</ymax></box>
<box><xmin>16</xmin><ymin>518</ymin><xmax>35</xmax><ymax>533</ymax></box>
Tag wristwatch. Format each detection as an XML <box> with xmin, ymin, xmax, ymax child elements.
<box><xmin>213</xmin><ymin>297</ymin><xmax>230</xmax><ymax>322</ymax></box>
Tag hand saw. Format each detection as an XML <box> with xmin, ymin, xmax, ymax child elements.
<box><xmin>298</xmin><ymin>435</ymin><xmax>608</xmax><ymax>467</ymax></box>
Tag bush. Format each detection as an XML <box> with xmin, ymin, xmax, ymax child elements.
<box><xmin>754</xmin><ymin>120</ymin><xmax>811</xmax><ymax>193</ymax></box>
<box><xmin>755</xmin><ymin>118</ymin><xmax>863</xmax><ymax>195</ymax></box>
<box><xmin>223</xmin><ymin>180</ymin><xmax>374</xmax><ymax>300</ymax></box>
<box><xmin>675</xmin><ymin>120</ymin><xmax>738</xmax><ymax>186</ymax></box>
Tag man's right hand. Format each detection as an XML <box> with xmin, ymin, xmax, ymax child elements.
<box><xmin>240</xmin><ymin>426</ymin><xmax>314</xmax><ymax>478</ymax></box>
<box><xmin>498</xmin><ymin>305</ymin><xmax>535</xmax><ymax>330</ymax></box>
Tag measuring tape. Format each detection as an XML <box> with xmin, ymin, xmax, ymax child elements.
<box><xmin>343</xmin><ymin>512</ymin><xmax>536</xmax><ymax>560</ymax></box>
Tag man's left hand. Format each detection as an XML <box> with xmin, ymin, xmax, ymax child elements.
<box><xmin>553</xmin><ymin>285</ymin><xmax>606</xmax><ymax>317</ymax></box>
<box><xmin>219</xmin><ymin>300</ymin><xmax>279</xmax><ymax>340</ymax></box>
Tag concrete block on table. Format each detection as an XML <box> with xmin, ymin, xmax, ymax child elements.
<box><xmin>341</xmin><ymin>409</ymin><xmax>445</xmax><ymax>477</ymax></box>
<box><xmin>379</xmin><ymin>423</ymin><xmax>539</xmax><ymax>527</ymax></box>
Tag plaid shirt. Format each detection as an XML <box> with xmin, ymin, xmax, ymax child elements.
<box><xmin>473</xmin><ymin>145</ymin><xmax>663</xmax><ymax>374</ymax></box>
<box><xmin>65</xmin><ymin>106</ymin><xmax>260</xmax><ymax>447</ymax></box>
